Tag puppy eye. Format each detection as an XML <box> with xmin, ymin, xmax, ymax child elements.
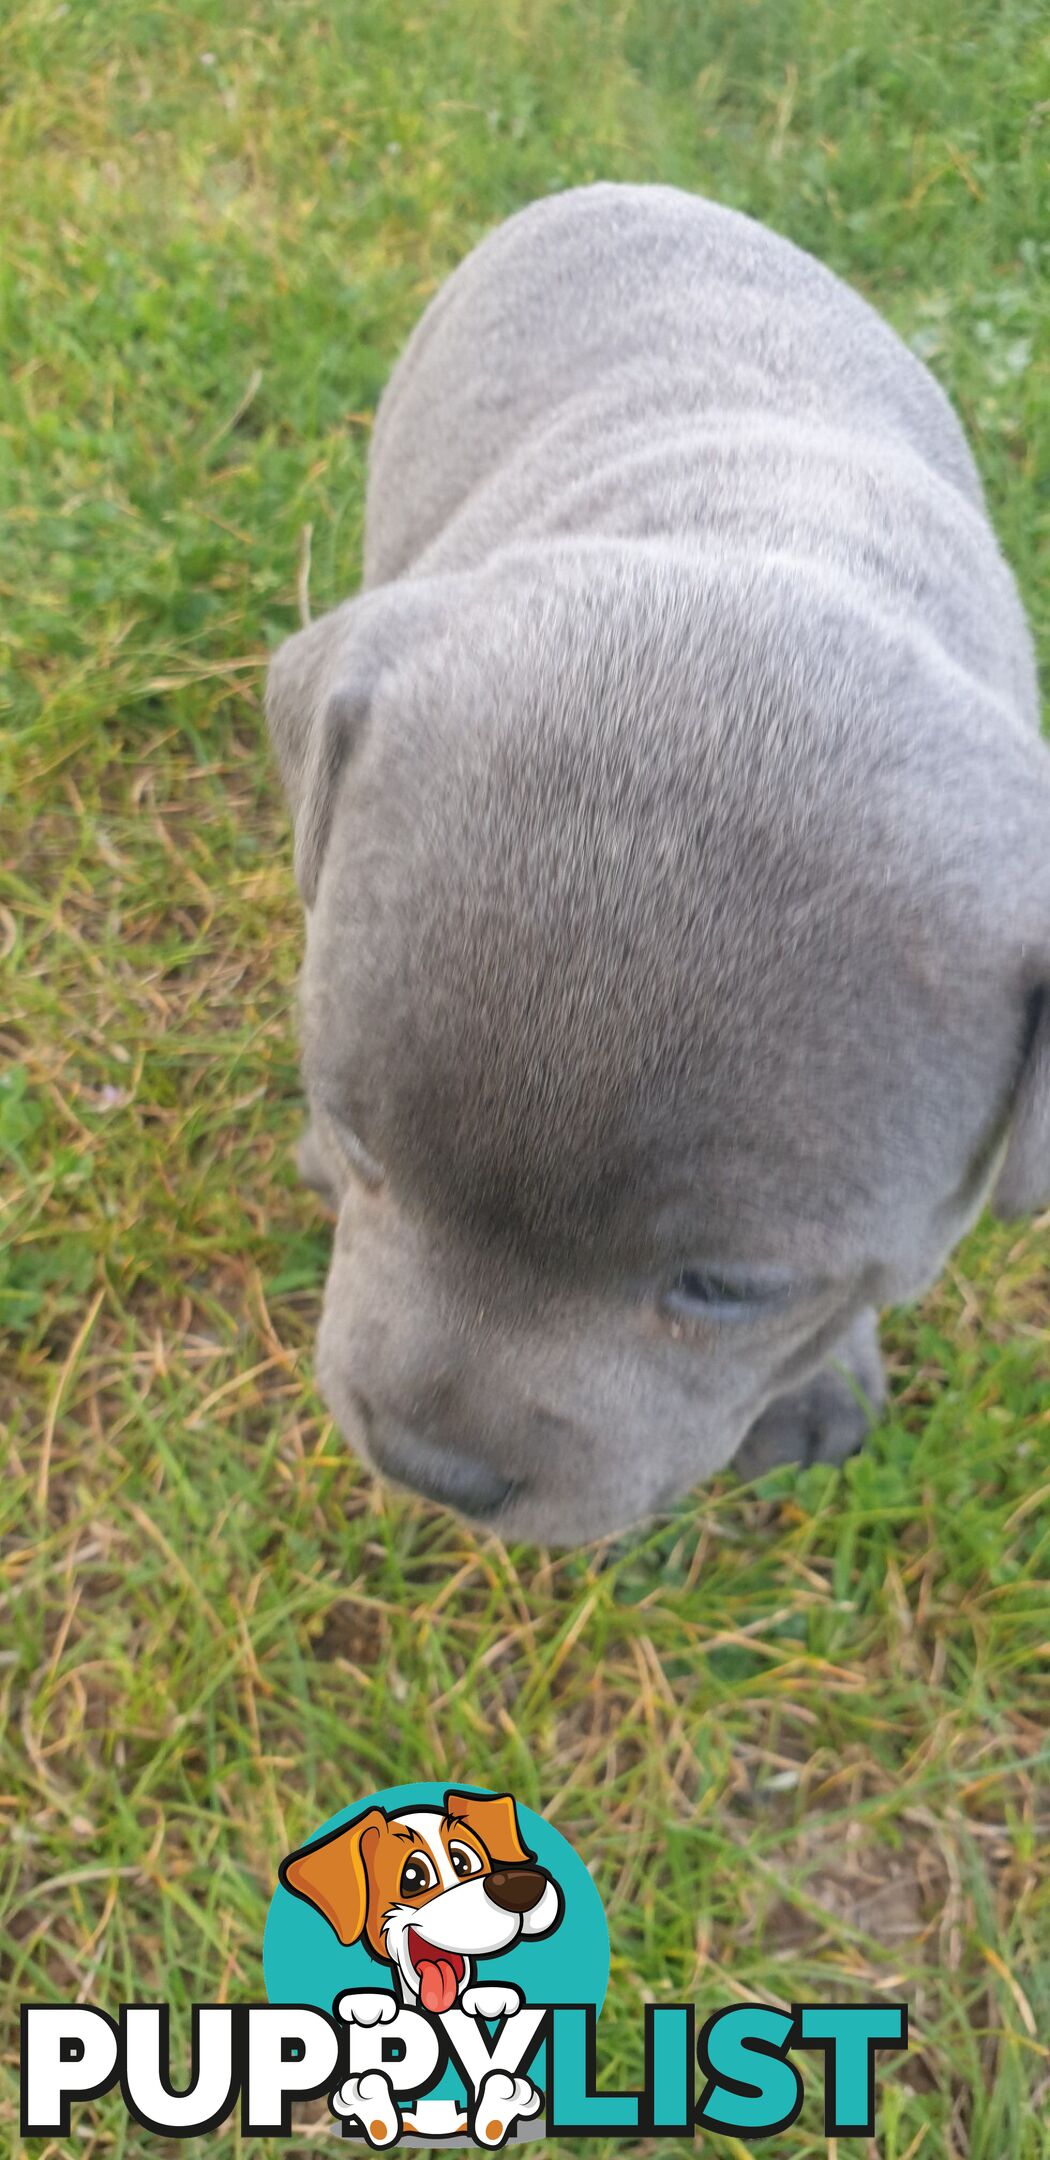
<box><xmin>447</xmin><ymin>1841</ymin><xmax>484</xmax><ymax>1880</ymax></box>
<box><xmin>662</xmin><ymin>1267</ymin><xmax>791</xmax><ymax>1323</ymax></box>
<box><xmin>399</xmin><ymin>1852</ymin><xmax>438</xmax><ymax>1897</ymax></box>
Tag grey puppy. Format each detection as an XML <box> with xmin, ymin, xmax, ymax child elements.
<box><xmin>266</xmin><ymin>184</ymin><xmax>1048</xmax><ymax>1546</ymax></box>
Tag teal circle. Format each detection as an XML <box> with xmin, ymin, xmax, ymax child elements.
<box><xmin>263</xmin><ymin>1782</ymin><xmax>609</xmax><ymax>2120</ymax></box>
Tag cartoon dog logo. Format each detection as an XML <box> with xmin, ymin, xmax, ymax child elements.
<box><xmin>279</xmin><ymin>1789</ymin><xmax>564</xmax><ymax>2145</ymax></box>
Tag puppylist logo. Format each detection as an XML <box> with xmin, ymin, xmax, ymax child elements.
<box><xmin>20</xmin><ymin>1782</ymin><xmax>908</xmax><ymax>2146</ymax></box>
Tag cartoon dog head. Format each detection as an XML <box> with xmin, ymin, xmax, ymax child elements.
<box><xmin>279</xmin><ymin>1790</ymin><xmax>563</xmax><ymax>2012</ymax></box>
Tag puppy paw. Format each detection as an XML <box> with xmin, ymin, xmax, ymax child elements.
<box><xmin>461</xmin><ymin>1982</ymin><xmax>524</xmax><ymax>2020</ymax></box>
<box><xmin>472</xmin><ymin>2070</ymin><xmax>543</xmax><ymax>2147</ymax></box>
<box><xmin>733</xmin><ymin>1310</ymin><xmax>886</xmax><ymax>1478</ymax></box>
<box><xmin>334</xmin><ymin>1989</ymin><xmax>399</xmax><ymax>2026</ymax></box>
<box><xmin>331</xmin><ymin>2069</ymin><xmax>401</xmax><ymax>2146</ymax></box>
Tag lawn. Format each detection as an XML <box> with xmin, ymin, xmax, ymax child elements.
<box><xmin>2</xmin><ymin>0</ymin><xmax>1048</xmax><ymax>2153</ymax></box>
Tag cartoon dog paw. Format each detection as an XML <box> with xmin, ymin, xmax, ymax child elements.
<box><xmin>334</xmin><ymin>1989</ymin><xmax>399</xmax><ymax>2027</ymax></box>
<box><xmin>472</xmin><ymin>2070</ymin><xmax>543</xmax><ymax>2148</ymax></box>
<box><xmin>461</xmin><ymin>1982</ymin><xmax>524</xmax><ymax>2021</ymax></box>
<box><xmin>331</xmin><ymin>2069</ymin><xmax>401</xmax><ymax>2147</ymax></box>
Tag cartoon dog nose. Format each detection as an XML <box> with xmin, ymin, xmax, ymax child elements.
<box><xmin>483</xmin><ymin>1868</ymin><xmax>548</xmax><ymax>1914</ymax></box>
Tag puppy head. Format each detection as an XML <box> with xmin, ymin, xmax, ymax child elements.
<box><xmin>268</xmin><ymin>552</ymin><xmax>1050</xmax><ymax>1544</ymax></box>
<box><xmin>280</xmin><ymin>1791</ymin><xmax>561</xmax><ymax>2007</ymax></box>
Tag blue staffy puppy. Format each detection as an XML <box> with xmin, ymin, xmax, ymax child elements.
<box><xmin>266</xmin><ymin>185</ymin><xmax>1047</xmax><ymax>1545</ymax></box>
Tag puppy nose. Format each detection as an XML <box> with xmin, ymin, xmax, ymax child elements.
<box><xmin>483</xmin><ymin>1868</ymin><xmax>548</xmax><ymax>1914</ymax></box>
<box><xmin>353</xmin><ymin>1396</ymin><xmax>518</xmax><ymax>1517</ymax></box>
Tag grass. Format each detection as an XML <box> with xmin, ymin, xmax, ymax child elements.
<box><xmin>1</xmin><ymin>0</ymin><xmax>1048</xmax><ymax>2152</ymax></box>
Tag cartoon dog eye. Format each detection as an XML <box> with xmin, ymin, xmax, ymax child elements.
<box><xmin>399</xmin><ymin>1851</ymin><xmax>439</xmax><ymax>1897</ymax></box>
<box><xmin>447</xmin><ymin>1840</ymin><xmax>485</xmax><ymax>1880</ymax></box>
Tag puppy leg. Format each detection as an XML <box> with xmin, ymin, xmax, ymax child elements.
<box><xmin>732</xmin><ymin>1310</ymin><xmax>887</xmax><ymax>1477</ymax></box>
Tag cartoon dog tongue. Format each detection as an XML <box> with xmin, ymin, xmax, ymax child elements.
<box><xmin>418</xmin><ymin>1954</ymin><xmax>459</xmax><ymax>2014</ymax></box>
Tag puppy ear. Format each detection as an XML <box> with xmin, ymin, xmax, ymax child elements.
<box><xmin>279</xmin><ymin>1806</ymin><xmax>386</xmax><ymax>1945</ymax></box>
<box><xmin>444</xmin><ymin>1790</ymin><xmax>534</xmax><ymax>1867</ymax></box>
<box><xmin>991</xmin><ymin>990</ymin><xmax>1050</xmax><ymax>1218</ymax></box>
<box><xmin>265</xmin><ymin>578</ymin><xmax>460</xmax><ymax>907</ymax></box>
<box><xmin>265</xmin><ymin>605</ymin><xmax>380</xmax><ymax>908</ymax></box>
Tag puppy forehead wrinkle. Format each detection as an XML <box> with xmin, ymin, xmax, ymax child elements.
<box><xmin>310</xmin><ymin>608</ymin><xmax>971</xmax><ymax>1254</ymax></box>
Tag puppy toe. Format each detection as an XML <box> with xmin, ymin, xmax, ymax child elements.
<box><xmin>735</xmin><ymin>1320</ymin><xmax>886</xmax><ymax>1478</ymax></box>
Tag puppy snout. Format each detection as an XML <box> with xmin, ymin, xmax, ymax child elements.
<box><xmin>351</xmin><ymin>1392</ymin><xmax>519</xmax><ymax>1517</ymax></box>
<box><xmin>483</xmin><ymin>1868</ymin><xmax>548</xmax><ymax>1914</ymax></box>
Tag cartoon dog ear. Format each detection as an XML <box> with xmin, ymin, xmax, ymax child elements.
<box><xmin>279</xmin><ymin>1806</ymin><xmax>387</xmax><ymax>1946</ymax></box>
<box><xmin>265</xmin><ymin>578</ymin><xmax>459</xmax><ymax>908</ymax></box>
<box><xmin>445</xmin><ymin>1791</ymin><xmax>534</xmax><ymax>1867</ymax></box>
<box><xmin>991</xmin><ymin>990</ymin><xmax>1050</xmax><ymax>1218</ymax></box>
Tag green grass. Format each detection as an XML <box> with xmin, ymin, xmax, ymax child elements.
<box><xmin>2</xmin><ymin>1</ymin><xmax>1048</xmax><ymax>2153</ymax></box>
